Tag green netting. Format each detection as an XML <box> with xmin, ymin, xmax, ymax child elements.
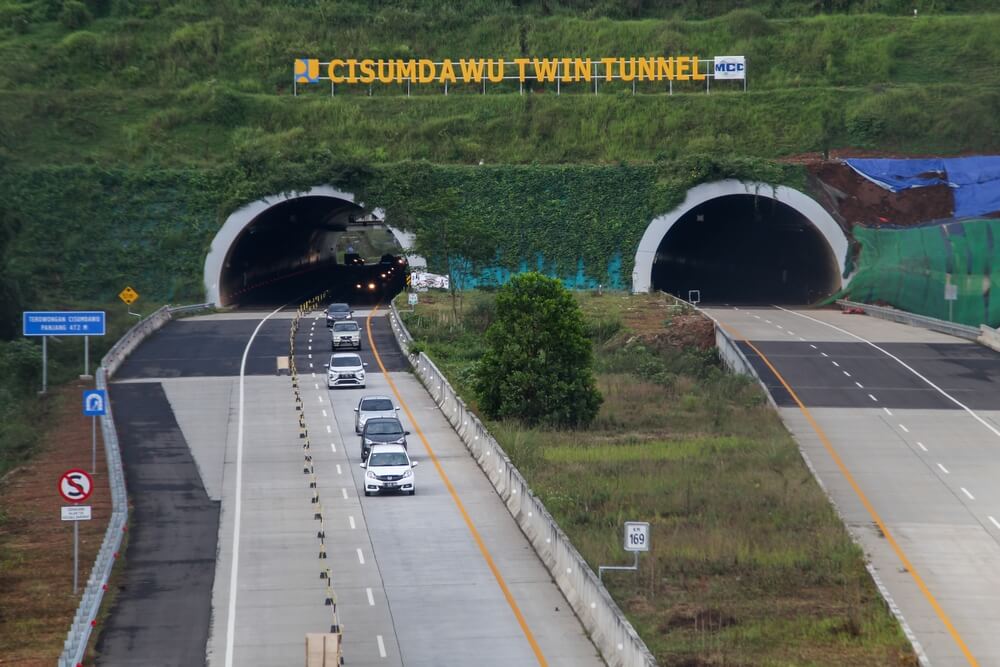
<box><xmin>844</xmin><ymin>219</ymin><xmax>1000</xmax><ymax>327</ymax></box>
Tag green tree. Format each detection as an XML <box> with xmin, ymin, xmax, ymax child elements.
<box><xmin>473</xmin><ymin>272</ymin><xmax>602</xmax><ymax>427</ymax></box>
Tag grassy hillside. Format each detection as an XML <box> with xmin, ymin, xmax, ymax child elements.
<box><xmin>0</xmin><ymin>5</ymin><xmax>999</xmax><ymax>166</ymax></box>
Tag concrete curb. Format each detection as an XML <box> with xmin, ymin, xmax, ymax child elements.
<box><xmin>388</xmin><ymin>302</ymin><xmax>656</xmax><ymax>667</ymax></box>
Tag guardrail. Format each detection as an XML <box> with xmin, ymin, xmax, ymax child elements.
<box><xmin>59</xmin><ymin>303</ymin><xmax>214</xmax><ymax>667</ymax></box>
<box><xmin>388</xmin><ymin>301</ymin><xmax>656</xmax><ymax>667</ymax></box>
<box><xmin>834</xmin><ymin>299</ymin><xmax>980</xmax><ymax>341</ymax></box>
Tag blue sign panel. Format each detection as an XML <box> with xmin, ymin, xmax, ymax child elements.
<box><xmin>23</xmin><ymin>311</ymin><xmax>106</xmax><ymax>336</ymax></box>
<box><xmin>83</xmin><ymin>389</ymin><xmax>107</xmax><ymax>416</ymax></box>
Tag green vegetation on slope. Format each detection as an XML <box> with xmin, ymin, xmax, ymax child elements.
<box><xmin>399</xmin><ymin>290</ymin><xmax>915</xmax><ymax>665</ymax></box>
<box><xmin>0</xmin><ymin>6</ymin><xmax>999</xmax><ymax>166</ymax></box>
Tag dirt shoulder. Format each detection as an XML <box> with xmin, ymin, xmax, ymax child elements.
<box><xmin>0</xmin><ymin>380</ymin><xmax>111</xmax><ymax>666</ymax></box>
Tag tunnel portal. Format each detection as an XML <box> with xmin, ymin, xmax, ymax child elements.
<box><xmin>212</xmin><ymin>193</ymin><xmax>406</xmax><ymax>308</ymax></box>
<box><xmin>651</xmin><ymin>194</ymin><xmax>840</xmax><ymax>304</ymax></box>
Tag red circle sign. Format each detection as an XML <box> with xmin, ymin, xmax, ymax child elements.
<box><xmin>59</xmin><ymin>469</ymin><xmax>93</xmax><ymax>504</ymax></box>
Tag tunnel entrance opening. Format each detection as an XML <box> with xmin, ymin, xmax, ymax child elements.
<box><xmin>213</xmin><ymin>193</ymin><xmax>406</xmax><ymax>308</ymax></box>
<box><xmin>651</xmin><ymin>194</ymin><xmax>840</xmax><ymax>305</ymax></box>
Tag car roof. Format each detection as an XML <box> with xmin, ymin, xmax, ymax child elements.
<box><xmin>365</xmin><ymin>416</ymin><xmax>402</xmax><ymax>426</ymax></box>
<box><xmin>331</xmin><ymin>352</ymin><xmax>361</xmax><ymax>359</ymax></box>
<box><xmin>333</xmin><ymin>319</ymin><xmax>359</xmax><ymax>326</ymax></box>
<box><xmin>358</xmin><ymin>395</ymin><xmax>393</xmax><ymax>404</ymax></box>
<box><xmin>328</xmin><ymin>303</ymin><xmax>350</xmax><ymax>310</ymax></box>
<box><xmin>368</xmin><ymin>443</ymin><xmax>408</xmax><ymax>456</ymax></box>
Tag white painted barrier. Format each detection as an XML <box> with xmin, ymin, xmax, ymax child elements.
<box><xmin>388</xmin><ymin>303</ymin><xmax>656</xmax><ymax>667</ymax></box>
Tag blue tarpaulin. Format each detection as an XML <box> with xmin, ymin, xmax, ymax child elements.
<box><xmin>845</xmin><ymin>156</ymin><xmax>1000</xmax><ymax>218</ymax></box>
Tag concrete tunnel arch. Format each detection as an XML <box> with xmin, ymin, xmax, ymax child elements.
<box><xmin>204</xmin><ymin>186</ymin><xmax>419</xmax><ymax>306</ymax></box>
<box><xmin>632</xmin><ymin>180</ymin><xmax>850</xmax><ymax>299</ymax></box>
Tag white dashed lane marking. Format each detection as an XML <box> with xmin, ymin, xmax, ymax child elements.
<box><xmin>349</xmin><ymin>515</ymin><xmax>356</xmax><ymax>530</ymax></box>
<box><xmin>367</xmin><ymin>587</ymin><xmax>375</xmax><ymax>606</ymax></box>
<box><xmin>336</xmin><ymin>464</ymin><xmax>342</xmax><ymax>475</ymax></box>
<box><xmin>377</xmin><ymin>635</ymin><xmax>387</xmax><ymax>658</ymax></box>
<box><xmin>869</xmin><ymin>394</ymin><xmax>878</xmax><ymax>402</ymax></box>
<box><xmin>917</xmin><ymin>442</ymin><xmax>928</xmax><ymax>451</ymax></box>
<box><xmin>820</xmin><ymin>352</ymin><xmax>829</xmax><ymax>358</ymax></box>
<box><xmin>843</xmin><ymin>371</ymin><xmax>851</xmax><ymax>377</ymax></box>
<box><xmin>961</xmin><ymin>488</ymin><xmax>975</xmax><ymax>500</ymax></box>
<box><xmin>831</xmin><ymin>361</ymin><xmax>840</xmax><ymax>367</ymax></box>
<box><xmin>899</xmin><ymin>424</ymin><xmax>909</xmax><ymax>433</ymax></box>
<box><xmin>809</xmin><ymin>344</ymin><xmax>818</xmax><ymax>349</ymax></box>
<box><xmin>938</xmin><ymin>463</ymin><xmax>950</xmax><ymax>474</ymax></box>
<box><xmin>883</xmin><ymin>407</ymin><xmax>893</xmax><ymax>417</ymax></box>
<box><xmin>341</xmin><ymin>488</ymin><xmax>349</xmax><ymax>499</ymax></box>
<box><xmin>855</xmin><ymin>381</ymin><xmax>864</xmax><ymax>389</ymax></box>
<box><xmin>357</xmin><ymin>548</ymin><xmax>366</xmax><ymax>565</ymax></box>
<box><xmin>990</xmin><ymin>517</ymin><xmax>1000</xmax><ymax>530</ymax></box>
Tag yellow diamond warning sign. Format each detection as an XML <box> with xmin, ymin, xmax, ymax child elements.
<box><xmin>118</xmin><ymin>286</ymin><xmax>139</xmax><ymax>305</ymax></box>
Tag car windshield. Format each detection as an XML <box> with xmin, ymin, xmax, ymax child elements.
<box><xmin>361</xmin><ymin>399</ymin><xmax>393</xmax><ymax>411</ymax></box>
<box><xmin>369</xmin><ymin>452</ymin><xmax>409</xmax><ymax>467</ymax></box>
<box><xmin>333</xmin><ymin>322</ymin><xmax>358</xmax><ymax>332</ymax></box>
<box><xmin>328</xmin><ymin>304</ymin><xmax>350</xmax><ymax>313</ymax></box>
<box><xmin>366</xmin><ymin>421</ymin><xmax>402</xmax><ymax>435</ymax></box>
<box><xmin>331</xmin><ymin>356</ymin><xmax>361</xmax><ymax>368</ymax></box>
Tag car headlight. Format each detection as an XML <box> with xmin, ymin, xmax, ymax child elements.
<box><xmin>401</xmin><ymin>469</ymin><xmax>412</xmax><ymax>479</ymax></box>
<box><xmin>393</xmin><ymin>437</ymin><xmax>405</xmax><ymax>445</ymax></box>
<box><xmin>366</xmin><ymin>471</ymin><xmax>376</xmax><ymax>479</ymax></box>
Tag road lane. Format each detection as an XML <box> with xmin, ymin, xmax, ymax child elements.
<box><xmin>707</xmin><ymin>306</ymin><xmax>1000</xmax><ymax>666</ymax></box>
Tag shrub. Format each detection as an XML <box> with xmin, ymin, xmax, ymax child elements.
<box><xmin>474</xmin><ymin>272</ymin><xmax>602</xmax><ymax>428</ymax></box>
<box><xmin>59</xmin><ymin>0</ymin><xmax>92</xmax><ymax>29</ymax></box>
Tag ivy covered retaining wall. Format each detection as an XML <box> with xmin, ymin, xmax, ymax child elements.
<box><xmin>1</xmin><ymin>157</ymin><xmax>806</xmax><ymax>308</ymax></box>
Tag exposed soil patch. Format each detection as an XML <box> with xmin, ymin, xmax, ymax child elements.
<box><xmin>660</xmin><ymin>604</ymin><xmax>739</xmax><ymax>633</ymax></box>
<box><xmin>0</xmin><ymin>381</ymin><xmax>110</xmax><ymax>666</ymax></box>
<box><xmin>806</xmin><ymin>161</ymin><xmax>954</xmax><ymax>229</ymax></box>
<box><xmin>616</xmin><ymin>296</ymin><xmax>716</xmax><ymax>350</ymax></box>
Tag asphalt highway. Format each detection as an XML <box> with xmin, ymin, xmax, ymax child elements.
<box><xmin>706</xmin><ymin>306</ymin><xmax>1000</xmax><ymax>667</ymax></box>
<box><xmin>103</xmin><ymin>307</ymin><xmax>602</xmax><ymax>666</ymax></box>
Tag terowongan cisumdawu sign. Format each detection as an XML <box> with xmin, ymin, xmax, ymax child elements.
<box><xmin>292</xmin><ymin>56</ymin><xmax>746</xmax><ymax>92</ymax></box>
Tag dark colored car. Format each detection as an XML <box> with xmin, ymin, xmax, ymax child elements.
<box><xmin>326</xmin><ymin>303</ymin><xmax>352</xmax><ymax>326</ymax></box>
<box><xmin>344</xmin><ymin>253</ymin><xmax>365</xmax><ymax>266</ymax></box>
<box><xmin>360</xmin><ymin>416</ymin><xmax>409</xmax><ymax>460</ymax></box>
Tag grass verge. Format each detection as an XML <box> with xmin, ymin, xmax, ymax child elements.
<box><xmin>397</xmin><ymin>289</ymin><xmax>916</xmax><ymax>665</ymax></box>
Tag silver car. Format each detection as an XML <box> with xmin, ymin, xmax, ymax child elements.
<box><xmin>325</xmin><ymin>353</ymin><xmax>367</xmax><ymax>388</ymax></box>
<box><xmin>354</xmin><ymin>395</ymin><xmax>399</xmax><ymax>434</ymax></box>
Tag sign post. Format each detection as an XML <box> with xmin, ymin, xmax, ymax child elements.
<box><xmin>59</xmin><ymin>469</ymin><xmax>94</xmax><ymax>594</ymax></box>
<box><xmin>945</xmin><ymin>283</ymin><xmax>958</xmax><ymax>322</ymax></box>
<box><xmin>23</xmin><ymin>311</ymin><xmax>106</xmax><ymax>394</ymax></box>
<box><xmin>83</xmin><ymin>389</ymin><xmax>108</xmax><ymax>473</ymax></box>
<box><xmin>119</xmin><ymin>286</ymin><xmax>140</xmax><ymax>319</ymax></box>
<box><xmin>599</xmin><ymin>521</ymin><xmax>650</xmax><ymax>581</ymax></box>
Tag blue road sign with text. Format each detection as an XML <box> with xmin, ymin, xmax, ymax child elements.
<box><xmin>83</xmin><ymin>390</ymin><xmax>107</xmax><ymax>416</ymax></box>
<box><xmin>23</xmin><ymin>311</ymin><xmax>106</xmax><ymax>336</ymax></box>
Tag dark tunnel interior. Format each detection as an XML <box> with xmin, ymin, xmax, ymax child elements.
<box><xmin>220</xmin><ymin>196</ymin><xmax>406</xmax><ymax>307</ymax></box>
<box><xmin>651</xmin><ymin>195</ymin><xmax>840</xmax><ymax>304</ymax></box>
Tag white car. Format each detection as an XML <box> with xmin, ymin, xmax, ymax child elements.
<box><xmin>354</xmin><ymin>395</ymin><xmax>399</xmax><ymax>434</ymax></box>
<box><xmin>331</xmin><ymin>320</ymin><xmax>362</xmax><ymax>350</ymax></box>
<box><xmin>326</xmin><ymin>353</ymin><xmax>367</xmax><ymax>388</ymax></box>
<box><xmin>360</xmin><ymin>444</ymin><xmax>418</xmax><ymax>496</ymax></box>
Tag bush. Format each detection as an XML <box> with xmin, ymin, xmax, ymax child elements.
<box><xmin>474</xmin><ymin>272</ymin><xmax>602</xmax><ymax>427</ymax></box>
<box><xmin>59</xmin><ymin>0</ymin><xmax>92</xmax><ymax>29</ymax></box>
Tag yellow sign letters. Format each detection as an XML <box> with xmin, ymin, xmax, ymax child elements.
<box><xmin>294</xmin><ymin>56</ymin><xmax>708</xmax><ymax>86</ymax></box>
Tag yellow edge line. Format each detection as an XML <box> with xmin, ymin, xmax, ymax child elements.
<box><xmin>366</xmin><ymin>304</ymin><xmax>549</xmax><ymax>667</ymax></box>
<box><xmin>719</xmin><ymin>320</ymin><xmax>978</xmax><ymax>667</ymax></box>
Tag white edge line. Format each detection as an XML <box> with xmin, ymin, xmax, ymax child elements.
<box><xmin>776</xmin><ymin>305</ymin><xmax>1000</xmax><ymax>440</ymax></box>
<box><xmin>225</xmin><ymin>303</ymin><xmax>286</xmax><ymax>667</ymax></box>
